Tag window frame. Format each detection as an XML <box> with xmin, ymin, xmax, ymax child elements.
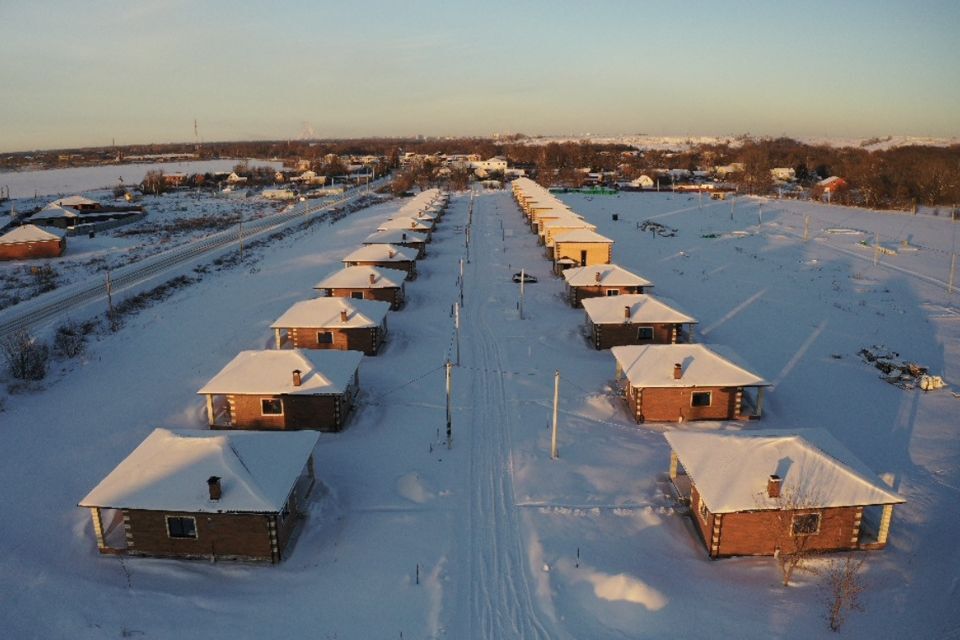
<box><xmin>261</xmin><ymin>397</ymin><xmax>284</xmax><ymax>416</ymax></box>
<box><xmin>165</xmin><ymin>515</ymin><xmax>198</xmax><ymax>540</ymax></box>
<box><xmin>316</xmin><ymin>331</ymin><xmax>333</xmax><ymax>345</ymax></box>
<box><xmin>791</xmin><ymin>512</ymin><xmax>822</xmax><ymax>536</ymax></box>
<box><xmin>605</xmin><ymin>289</ymin><xmax>620</xmax><ymax>296</ymax></box>
<box><xmin>636</xmin><ymin>325</ymin><xmax>655</xmax><ymax>341</ymax></box>
<box><xmin>691</xmin><ymin>391</ymin><xmax>712</xmax><ymax>407</ymax></box>
<box><xmin>350</xmin><ymin>291</ymin><xmax>364</xmax><ymax>300</ymax></box>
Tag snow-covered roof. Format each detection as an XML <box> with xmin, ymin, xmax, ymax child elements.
<box><xmin>378</xmin><ymin>217</ymin><xmax>433</xmax><ymax>232</ymax></box>
<box><xmin>563</xmin><ymin>264</ymin><xmax>654</xmax><ymax>288</ymax></box>
<box><xmin>363</xmin><ymin>229</ymin><xmax>427</xmax><ymax>245</ymax></box>
<box><xmin>29</xmin><ymin>204</ymin><xmax>78</xmax><ymax>220</ymax></box>
<box><xmin>818</xmin><ymin>176</ymin><xmax>843</xmax><ymax>186</ymax></box>
<box><xmin>554</xmin><ymin>229</ymin><xmax>614</xmax><ymax>244</ymax></box>
<box><xmin>314</xmin><ymin>265</ymin><xmax>406</xmax><ymax>289</ymax></box>
<box><xmin>342</xmin><ymin>244</ymin><xmax>417</xmax><ymax>263</ymax></box>
<box><xmin>198</xmin><ymin>349</ymin><xmax>362</xmax><ymax>396</ymax></box>
<box><xmin>50</xmin><ymin>195</ymin><xmax>97</xmax><ymax>208</ymax></box>
<box><xmin>271</xmin><ymin>297</ymin><xmax>389</xmax><ymax>329</ymax></box>
<box><xmin>0</xmin><ymin>224</ymin><xmax>66</xmax><ymax>245</ymax></box>
<box><xmin>79</xmin><ymin>428</ymin><xmax>319</xmax><ymax>513</ymax></box>
<box><xmin>611</xmin><ymin>344</ymin><xmax>767</xmax><ymax>388</ymax></box>
<box><xmin>583</xmin><ymin>294</ymin><xmax>697</xmax><ymax>325</ymax></box>
<box><xmin>664</xmin><ymin>429</ymin><xmax>904</xmax><ymax>513</ymax></box>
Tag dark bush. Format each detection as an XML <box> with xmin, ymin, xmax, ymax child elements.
<box><xmin>1</xmin><ymin>330</ymin><xmax>50</xmax><ymax>380</ymax></box>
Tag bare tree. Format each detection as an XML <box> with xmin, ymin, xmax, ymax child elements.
<box><xmin>1</xmin><ymin>330</ymin><xmax>50</xmax><ymax>381</ymax></box>
<box><xmin>759</xmin><ymin>482</ymin><xmax>826</xmax><ymax>587</ymax></box>
<box><xmin>821</xmin><ymin>554</ymin><xmax>866</xmax><ymax>632</ymax></box>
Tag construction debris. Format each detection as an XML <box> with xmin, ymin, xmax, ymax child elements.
<box><xmin>857</xmin><ymin>345</ymin><xmax>945</xmax><ymax>391</ymax></box>
<box><xmin>639</xmin><ymin>220</ymin><xmax>678</xmax><ymax>237</ymax></box>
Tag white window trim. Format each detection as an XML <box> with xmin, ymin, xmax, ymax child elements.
<box><xmin>691</xmin><ymin>391</ymin><xmax>712</xmax><ymax>407</ymax></box>
<box><xmin>261</xmin><ymin>397</ymin><xmax>284</xmax><ymax>416</ymax></box>
<box><xmin>605</xmin><ymin>289</ymin><xmax>620</xmax><ymax>296</ymax></box>
<box><xmin>791</xmin><ymin>512</ymin><xmax>822</xmax><ymax>536</ymax></box>
<box><xmin>636</xmin><ymin>325</ymin><xmax>654</xmax><ymax>340</ymax></box>
<box><xmin>165</xmin><ymin>515</ymin><xmax>198</xmax><ymax>540</ymax></box>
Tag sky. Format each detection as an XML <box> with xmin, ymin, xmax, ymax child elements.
<box><xmin>1</xmin><ymin>0</ymin><xmax>958</xmax><ymax>152</ymax></box>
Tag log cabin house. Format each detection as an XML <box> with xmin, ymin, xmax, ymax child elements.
<box><xmin>314</xmin><ymin>265</ymin><xmax>407</xmax><ymax>310</ymax></box>
<box><xmin>664</xmin><ymin>429</ymin><xmax>905</xmax><ymax>558</ymax></box>
<box><xmin>553</xmin><ymin>229</ymin><xmax>614</xmax><ymax>273</ymax></box>
<box><xmin>611</xmin><ymin>344</ymin><xmax>768</xmax><ymax>422</ymax></box>
<box><xmin>378</xmin><ymin>216</ymin><xmax>433</xmax><ymax>237</ymax></box>
<box><xmin>582</xmin><ymin>294</ymin><xmax>697</xmax><ymax>349</ymax></box>
<box><xmin>198</xmin><ymin>349</ymin><xmax>363</xmax><ymax>432</ymax></box>
<box><xmin>562</xmin><ymin>263</ymin><xmax>654</xmax><ymax>306</ymax></box>
<box><xmin>272</xmin><ymin>297</ymin><xmax>390</xmax><ymax>355</ymax></box>
<box><xmin>79</xmin><ymin>428</ymin><xmax>319</xmax><ymax>563</ymax></box>
<box><xmin>363</xmin><ymin>229</ymin><xmax>428</xmax><ymax>258</ymax></box>
<box><xmin>0</xmin><ymin>224</ymin><xmax>66</xmax><ymax>260</ymax></box>
<box><xmin>342</xmin><ymin>243</ymin><xmax>418</xmax><ymax>278</ymax></box>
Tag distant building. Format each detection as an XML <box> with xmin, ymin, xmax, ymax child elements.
<box><xmin>0</xmin><ymin>224</ymin><xmax>66</xmax><ymax>260</ymax></box>
<box><xmin>272</xmin><ymin>298</ymin><xmax>390</xmax><ymax>355</ymax></box>
<box><xmin>314</xmin><ymin>265</ymin><xmax>407</xmax><ymax>310</ymax></box>
<box><xmin>562</xmin><ymin>263</ymin><xmax>654</xmax><ymax>307</ymax></box>
<box><xmin>582</xmin><ymin>294</ymin><xmax>697</xmax><ymax>349</ymax></box>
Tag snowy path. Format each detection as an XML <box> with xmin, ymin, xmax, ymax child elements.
<box><xmin>460</xmin><ymin>191</ymin><xmax>556</xmax><ymax>639</ymax></box>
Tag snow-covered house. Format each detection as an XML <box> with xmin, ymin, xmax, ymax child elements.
<box><xmin>314</xmin><ymin>265</ymin><xmax>407</xmax><ymax>310</ymax></box>
<box><xmin>271</xmin><ymin>298</ymin><xmax>390</xmax><ymax>355</ymax></box>
<box><xmin>79</xmin><ymin>428</ymin><xmax>319</xmax><ymax>563</ymax></box>
<box><xmin>362</xmin><ymin>230</ymin><xmax>427</xmax><ymax>259</ymax></box>
<box><xmin>611</xmin><ymin>344</ymin><xmax>768</xmax><ymax>422</ymax></box>
<box><xmin>226</xmin><ymin>172</ymin><xmax>248</xmax><ymax>184</ymax></box>
<box><xmin>553</xmin><ymin>229</ymin><xmax>614</xmax><ymax>273</ymax></box>
<box><xmin>49</xmin><ymin>194</ymin><xmax>100</xmax><ymax>211</ymax></box>
<box><xmin>198</xmin><ymin>349</ymin><xmax>363</xmax><ymax>432</ymax></box>
<box><xmin>770</xmin><ymin>167</ymin><xmax>796</xmax><ymax>182</ymax></box>
<box><xmin>342</xmin><ymin>243</ymin><xmax>418</xmax><ymax>278</ymax></box>
<box><xmin>665</xmin><ymin>429</ymin><xmax>905</xmax><ymax>558</ymax></box>
<box><xmin>0</xmin><ymin>224</ymin><xmax>66</xmax><ymax>260</ymax></box>
<box><xmin>377</xmin><ymin>216</ymin><xmax>434</xmax><ymax>237</ymax></box>
<box><xmin>631</xmin><ymin>175</ymin><xmax>655</xmax><ymax>189</ymax></box>
<box><xmin>583</xmin><ymin>294</ymin><xmax>697</xmax><ymax>350</ymax></box>
<box><xmin>562</xmin><ymin>263</ymin><xmax>654</xmax><ymax>307</ymax></box>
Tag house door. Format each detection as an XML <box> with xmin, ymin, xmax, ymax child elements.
<box><xmin>580</xmin><ymin>249</ymin><xmax>588</xmax><ymax>266</ymax></box>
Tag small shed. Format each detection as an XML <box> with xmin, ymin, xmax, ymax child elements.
<box><xmin>562</xmin><ymin>263</ymin><xmax>654</xmax><ymax>306</ymax></box>
<box><xmin>272</xmin><ymin>297</ymin><xmax>390</xmax><ymax>355</ymax></box>
<box><xmin>198</xmin><ymin>349</ymin><xmax>363</xmax><ymax>432</ymax></box>
<box><xmin>611</xmin><ymin>344</ymin><xmax>768</xmax><ymax>422</ymax></box>
<box><xmin>79</xmin><ymin>428</ymin><xmax>319</xmax><ymax>563</ymax></box>
<box><xmin>363</xmin><ymin>230</ymin><xmax>427</xmax><ymax>258</ymax></box>
<box><xmin>665</xmin><ymin>429</ymin><xmax>905</xmax><ymax>558</ymax></box>
<box><xmin>0</xmin><ymin>224</ymin><xmax>66</xmax><ymax>260</ymax></box>
<box><xmin>314</xmin><ymin>265</ymin><xmax>406</xmax><ymax>310</ymax></box>
<box><xmin>553</xmin><ymin>229</ymin><xmax>614</xmax><ymax>273</ymax></box>
<box><xmin>583</xmin><ymin>294</ymin><xmax>697</xmax><ymax>349</ymax></box>
<box><xmin>342</xmin><ymin>243</ymin><xmax>418</xmax><ymax>278</ymax></box>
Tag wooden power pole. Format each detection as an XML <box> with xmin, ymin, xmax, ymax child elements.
<box><xmin>551</xmin><ymin>370</ymin><xmax>560</xmax><ymax>459</ymax></box>
<box><xmin>445</xmin><ymin>360</ymin><xmax>452</xmax><ymax>449</ymax></box>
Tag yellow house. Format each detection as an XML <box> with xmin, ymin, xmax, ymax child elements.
<box><xmin>541</xmin><ymin>215</ymin><xmax>595</xmax><ymax>251</ymax></box>
<box><xmin>553</xmin><ymin>229</ymin><xmax>614</xmax><ymax>273</ymax></box>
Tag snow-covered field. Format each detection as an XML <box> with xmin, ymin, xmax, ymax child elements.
<box><xmin>0</xmin><ymin>185</ymin><xmax>958</xmax><ymax>638</ymax></box>
<box><xmin>518</xmin><ymin>133</ymin><xmax>960</xmax><ymax>151</ymax></box>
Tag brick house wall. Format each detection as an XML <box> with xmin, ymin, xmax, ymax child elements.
<box><xmin>0</xmin><ymin>239</ymin><xmax>65</xmax><ymax>260</ymax></box>
<box><xmin>325</xmin><ymin>286</ymin><xmax>404</xmax><ymax>310</ymax></box>
<box><xmin>626</xmin><ymin>385</ymin><xmax>741</xmax><ymax>422</ymax></box>
<box><xmin>227</xmin><ymin>393</ymin><xmax>348</xmax><ymax>432</ymax></box>
<box><xmin>569</xmin><ymin>284</ymin><xmax>646</xmax><ymax>307</ymax></box>
<box><xmin>554</xmin><ymin>242</ymin><xmax>612</xmax><ymax>269</ymax></box>
<box><xmin>123</xmin><ymin>509</ymin><xmax>276</xmax><ymax>562</ymax></box>
<box><xmin>592</xmin><ymin>321</ymin><xmax>683</xmax><ymax>350</ymax></box>
<box><xmin>288</xmin><ymin>325</ymin><xmax>382</xmax><ymax>355</ymax></box>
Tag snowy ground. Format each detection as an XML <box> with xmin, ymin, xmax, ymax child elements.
<box><xmin>0</xmin><ymin>185</ymin><xmax>958</xmax><ymax>638</ymax></box>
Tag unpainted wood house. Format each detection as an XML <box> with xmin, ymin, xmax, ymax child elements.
<box><xmin>79</xmin><ymin>428</ymin><xmax>319</xmax><ymax>563</ymax></box>
<box><xmin>611</xmin><ymin>344</ymin><xmax>768</xmax><ymax>423</ymax></box>
<box><xmin>582</xmin><ymin>294</ymin><xmax>697</xmax><ymax>349</ymax></box>
<box><xmin>342</xmin><ymin>243</ymin><xmax>418</xmax><ymax>278</ymax></box>
<box><xmin>272</xmin><ymin>297</ymin><xmax>390</xmax><ymax>355</ymax></box>
<box><xmin>562</xmin><ymin>263</ymin><xmax>654</xmax><ymax>306</ymax></box>
<box><xmin>553</xmin><ymin>229</ymin><xmax>614</xmax><ymax>273</ymax></box>
<box><xmin>0</xmin><ymin>224</ymin><xmax>66</xmax><ymax>260</ymax></box>
<box><xmin>314</xmin><ymin>265</ymin><xmax>407</xmax><ymax>310</ymax></box>
<box><xmin>665</xmin><ymin>429</ymin><xmax>905</xmax><ymax>558</ymax></box>
<box><xmin>363</xmin><ymin>229</ymin><xmax>427</xmax><ymax>258</ymax></box>
<box><xmin>198</xmin><ymin>349</ymin><xmax>363</xmax><ymax>432</ymax></box>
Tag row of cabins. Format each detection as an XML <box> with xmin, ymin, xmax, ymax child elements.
<box><xmin>509</xmin><ymin>178</ymin><xmax>904</xmax><ymax>558</ymax></box>
<box><xmin>79</xmin><ymin>189</ymin><xmax>450</xmax><ymax>564</ymax></box>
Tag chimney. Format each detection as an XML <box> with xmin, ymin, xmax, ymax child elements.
<box><xmin>402</xmin><ymin>232</ymin><xmax>407</xmax><ymax>240</ymax></box>
<box><xmin>388</xmin><ymin>249</ymin><xmax>395</xmax><ymax>258</ymax></box>
<box><xmin>292</xmin><ymin>369</ymin><xmax>302</xmax><ymax>387</ymax></box>
<box><xmin>369</xmin><ymin>273</ymin><xmax>376</xmax><ymax>285</ymax></box>
<box><xmin>594</xmin><ymin>271</ymin><xmax>602</xmax><ymax>283</ymax></box>
<box><xmin>340</xmin><ymin>309</ymin><xmax>348</xmax><ymax>322</ymax></box>
<box><xmin>673</xmin><ymin>363</ymin><xmax>682</xmax><ymax>379</ymax></box>
<box><xmin>207</xmin><ymin>476</ymin><xmax>222</xmax><ymax>501</ymax></box>
<box><xmin>624</xmin><ymin>305</ymin><xmax>631</xmax><ymax>320</ymax></box>
<box><xmin>767</xmin><ymin>474</ymin><xmax>782</xmax><ymax>498</ymax></box>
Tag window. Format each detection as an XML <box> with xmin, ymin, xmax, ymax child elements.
<box><xmin>791</xmin><ymin>513</ymin><xmax>821</xmax><ymax>536</ymax></box>
<box><xmin>605</xmin><ymin>289</ymin><xmax>620</xmax><ymax>296</ymax></box>
<box><xmin>317</xmin><ymin>331</ymin><xmax>333</xmax><ymax>344</ymax></box>
<box><xmin>691</xmin><ymin>391</ymin><xmax>712</xmax><ymax>407</ymax></box>
<box><xmin>351</xmin><ymin>291</ymin><xmax>364</xmax><ymax>300</ymax></box>
<box><xmin>698</xmin><ymin>499</ymin><xmax>709</xmax><ymax>522</ymax></box>
<box><xmin>166</xmin><ymin>516</ymin><xmax>197</xmax><ymax>539</ymax></box>
<box><xmin>261</xmin><ymin>398</ymin><xmax>283</xmax><ymax>415</ymax></box>
<box><xmin>637</xmin><ymin>326</ymin><xmax>654</xmax><ymax>341</ymax></box>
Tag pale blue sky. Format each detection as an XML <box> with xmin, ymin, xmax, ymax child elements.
<box><xmin>1</xmin><ymin>0</ymin><xmax>958</xmax><ymax>151</ymax></box>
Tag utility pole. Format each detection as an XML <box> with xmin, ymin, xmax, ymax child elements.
<box><xmin>454</xmin><ymin>302</ymin><xmax>461</xmax><ymax>366</ymax></box>
<box><xmin>551</xmin><ymin>370</ymin><xmax>560</xmax><ymax>459</ymax></box>
<box><xmin>758</xmin><ymin>204</ymin><xmax>763</xmax><ymax>226</ymax></box>
<box><xmin>445</xmin><ymin>360</ymin><xmax>453</xmax><ymax>449</ymax></box>
<box><xmin>519</xmin><ymin>268</ymin><xmax>525</xmax><ymax>319</ymax></box>
<box><xmin>873</xmin><ymin>232</ymin><xmax>880</xmax><ymax>267</ymax></box>
<box><xmin>106</xmin><ymin>270</ymin><xmax>116</xmax><ymax>329</ymax></box>
<box><xmin>238</xmin><ymin>216</ymin><xmax>244</xmax><ymax>262</ymax></box>
<box><xmin>459</xmin><ymin>258</ymin><xmax>464</xmax><ymax>308</ymax></box>
<box><xmin>730</xmin><ymin>196</ymin><xmax>735</xmax><ymax>220</ymax></box>
<box><xmin>949</xmin><ymin>253</ymin><xmax>957</xmax><ymax>294</ymax></box>
<box><xmin>803</xmin><ymin>215</ymin><xmax>810</xmax><ymax>242</ymax></box>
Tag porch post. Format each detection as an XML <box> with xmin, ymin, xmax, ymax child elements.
<box><xmin>205</xmin><ymin>394</ymin><xmax>215</xmax><ymax>426</ymax></box>
<box><xmin>90</xmin><ymin>508</ymin><xmax>106</xmax><ymax>551</ymax></box>
<box><xmin>756</xmin><ymin>387</ymin><xmax>766</xmax><ymax>417</ymax></box>
<box><xmin>878</xmin><ymin>504</ymin><xmax>894</xmax><ymax>545</ymax></box>
<box><xmin>274</xmin><ymin>328</ymin><xmax>282</xmax><ymax>349</ymax></box>
<box><xmin>669</xmin><ymin>451</ymin><xmax>679</xmax><ymax>480</ymax></box>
